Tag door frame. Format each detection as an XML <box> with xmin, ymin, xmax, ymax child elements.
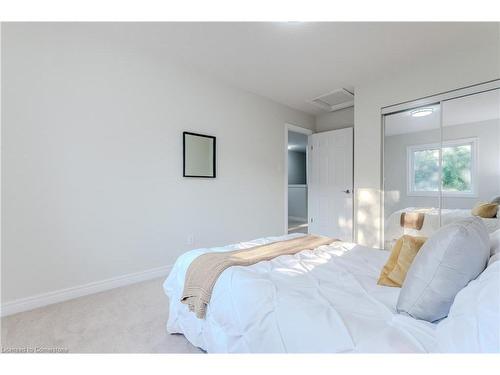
<box><xmin>284</xmin><ymin>123</ymin><xmax>313</xmax><ymax>234</ymax></box>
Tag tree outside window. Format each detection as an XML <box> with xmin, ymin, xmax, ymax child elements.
<box><xmin>408</xmin><ymin>138</ymin><xmax>476</xmax><ymax>196</ymax></box>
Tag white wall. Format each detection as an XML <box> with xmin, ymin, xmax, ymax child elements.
<box><xmin>1</xmin><ymin>24</ymin><xmax>314</xmax><ymax>304</ymax></box>
<box><xmin>354</xmin><ymin>42</ymin><xmax>500</xmax><ymax>247</ymax></box>
<box><xmin>315</xmin><ymin>107</ymin><xmax>354</xmax><ymax>133</ymax></box>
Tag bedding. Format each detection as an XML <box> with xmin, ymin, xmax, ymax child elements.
<box><xmin>181</xmin><ymin>235</ymin><xmax>335</xmax><ymax>318</ymax></box>
<box><xmin>397</xmin><ymin>217</ymin><xmax>490</xmax><ymax>322</ymax></box>
<box><xmin>384</xmin><ymin>207</ymin><xmax>500</xmax><ymax>249</ymax></box>
<box><xmin>378</xmin><ymin>235</ymin><xmax>426</xmax><ymax>287</ymax></box>
<box><xmin>377</xmin><ymin>236</ymin><xmax>404</xmax><ymax>287</ymax></box>
<box><xmin>436</xmin><ymin>261</ymin><xmax>500</xmax><ymax>352</ymax></box>
<box><xmin>491</xmin><ymin>195</ymin><xmax>500</xmax><ymax>207</ymax></box>
<box><xmin>489</xmin><ymin>229</ymin><xmax>500</xmax><ymax>257</ymax></box>
<box><xmin>489</xmin><ymin>253</ymin><xmax>500</xmax><ymax>266</ymax></box>
<box><xmin>471</xmin><ymin>202</ymin><xmax>499</xmax><ymax>218</ymax></box>
<box><xmin>488</xmin><ymin>229</ymin><xmax>500</xmax><ymax>266</ymax></box>
<box><xmin>164</xmin><ymin>233</ymin><xmax>437</xmax><ymax>353</ymax></box>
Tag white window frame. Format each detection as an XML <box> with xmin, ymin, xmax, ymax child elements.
<box><xmin>407</xmin><ymin>137</ymin><xmax>478</xmax><ymax>197</ymax></box>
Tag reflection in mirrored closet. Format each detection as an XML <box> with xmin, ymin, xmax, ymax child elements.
<box><xmin>383</xmin><ymin>88</ymin><xmax>500</xmax><ymax>250</ymax></box>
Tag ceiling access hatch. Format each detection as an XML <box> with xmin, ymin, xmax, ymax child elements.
<box><xmin>310</xmin><ymin>88</ymin><xmax>354</xmax><ymax>112</ymax></box>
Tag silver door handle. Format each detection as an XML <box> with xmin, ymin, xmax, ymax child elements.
<box><xmin>342</xmin><ymin>189</ymin><xmax>351</xmax><ymax>194</ymax></box>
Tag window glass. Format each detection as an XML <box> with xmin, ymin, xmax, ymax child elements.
<box><xmin>408</xmin><ymin>139</ymin><xmax>475</xmax><ymax>195</ymax></box>
<box><xmin>442</xmin><ymin>144</ymin><xmax>472</xmax><ymax>193</ymax></box>
<box><xmin>413</xmin><ymin>148</ymin><xmax>439</xmax><ymax>192</ymax></box>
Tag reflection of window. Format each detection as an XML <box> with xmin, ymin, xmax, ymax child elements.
<box><xmin>407</xmin><ymin>138</ymin><xmax>477</xmax><ymax>196</ymax></box>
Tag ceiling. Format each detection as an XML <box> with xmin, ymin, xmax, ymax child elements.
<box><xmin>384</xmin><ymin>89</ymin><xmax>500</xmax><ymax>136</ymax></box>
<box><xmin>22</xmin><ymin>22</ymin><xmax>500</xmax><ymax>114</ymax></box>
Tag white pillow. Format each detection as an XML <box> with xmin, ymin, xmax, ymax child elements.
<box><xmin>490</xmin><ymin>229</ymin><xmax>500</xmax><ymax>256</ymax></box>
<box><xmin>488</xmin><ymin>253</ymin><xmax>500</xmax><ymax>266</ymax></box>
<box><xmin>436</xmin><ymin>261</ymin><xmax>500</xmax><ymax>352</ymax></box>
<box><xmin>492</xmin><ymin>197</ymin><xmax>500</xmax><ymax>218</ymax></box>
<box><xmin>489</xmin><ymin>229</ymin><xmax>500</xmax><ymax>266</ymax></box>
<box><xmin>397</xmin><ymin>217</ymin><xmax>490</xmax><ymax>322</ymax></box>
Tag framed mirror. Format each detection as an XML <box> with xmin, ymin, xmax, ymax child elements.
<box><xmin>183</xmin><ymin>132</ymin><xmax>216</xmax><ymax>178</ymax></box>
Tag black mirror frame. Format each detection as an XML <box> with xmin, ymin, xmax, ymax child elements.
<box><xmin>182</xmin><ymin>131</ymin><xmax>216</xmax><ymax>178</ymax></box>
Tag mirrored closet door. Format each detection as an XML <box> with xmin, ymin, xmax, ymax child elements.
<box><xmin>383</xmin><ymin>103</ymin><xmax>441</xmax><ymax>249</ymax></box>
<box><xmin>383</xmin><ymin>87</ymin><xmax>500</xmax><ymax>250</ymax></box>
<box><xmin>441</xmin><ymin>89</ymin><xmax>500</xmax><ymax>231</ymax></box>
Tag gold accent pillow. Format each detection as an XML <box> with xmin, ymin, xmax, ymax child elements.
<box><xmin>378</xmin><ymin>235</ymin><xmax>427</xmax><ymax>287</ymax></box>
<box><xmin>472</xmin><ymin>202</ymin><xmax>498</xmax><ymax>218</ymax></box>
<box><xmin>377</xmin><ymin>237</ymin><xmax>403</xmax><ymax>287</ymax></box>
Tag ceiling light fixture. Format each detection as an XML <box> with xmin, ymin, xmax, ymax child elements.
<box><xmin>410</xmin><ymin>108</ymin><xmax>434</xmax><ymax>117</ymax></box>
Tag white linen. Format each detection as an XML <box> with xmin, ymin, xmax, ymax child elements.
<box><xmin>436</xmin><ymin>261</ymin><xmax>500</xmax><ymax>352</ymax></box>
<box><xmin>489</xmin><ymin>229</ymin><xmax>500</xmax><ymax>266</ymax></box>
<box><xmin>384</xmin><ymin>207</ymin><xmax>500</xmax><ymax>249</ymax></box>
<box><xmin>163</xmin><ymin>233</ymin><xmax>436</xmax><ymax>353</ymax></box>
<box><xmin>490</xmin><ymin>229</ymin><xmax>500</xmax><ymax>257</ymax></box>
<box><xmin>397</xmin><ymin>217</ymin><xmax>490</xmax><ymax>322</ymax></box>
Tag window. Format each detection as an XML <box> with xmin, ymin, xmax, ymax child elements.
<box><xmin>407</xmin><ymin>138</ymin><xmax>477</xmax><ymax>196</ymax></box>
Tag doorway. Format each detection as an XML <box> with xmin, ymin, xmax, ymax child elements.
<box><xmin>284</xmin><ymin>124</ymin><xmax>354</xmax><ymax>240</ymax></box>
<box><xmin>285</xmin><ymin>124</ymin><xmax>312</xmax><ymax>234</ymax></box>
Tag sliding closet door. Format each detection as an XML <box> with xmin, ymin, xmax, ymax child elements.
<box><xmin>383</xmin><ymin>104</ymin><xmax>441</xmax><ymax>249</ymax></box>
<box><xmin>441</xmin><ymin>89</ymin><xmax>500</xmax><ymax>226</ymax></box>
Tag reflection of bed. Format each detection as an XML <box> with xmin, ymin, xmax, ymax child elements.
<box><xmin>164</xmin><ymin>233</ymin><xmax>437</xmax><ymax>353</ymax></box>
<box><xmin>385</xmin><ymin>207</ymin><xmax>500</xmax><ymax>249</ymax></box>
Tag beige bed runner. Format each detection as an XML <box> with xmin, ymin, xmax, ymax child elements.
<box><xmin>181</xmin><ymin>235</ymin><xmax>336</xmax><ymax>318</ymax></box>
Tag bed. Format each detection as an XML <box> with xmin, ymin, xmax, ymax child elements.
<box><xmin>163</xmin><ymin>233</ymin><xmax>437</xmax><ymax>353</ymax></box>
<box><xmin>384</xmin><ymin>207</ymin><xmax>500</xmax><ymax>249</ymax></box>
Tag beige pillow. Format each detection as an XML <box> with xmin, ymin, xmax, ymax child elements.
<box><xmin>387</xmin><ymin>235</ymin><xmax>426</xmax><ymax>286</ymax></box>
<box><xmin>377</xmin><ymin>237</ymin><xmax>403</xmax><ymax>287</ymax></box>
<box><xmin>378</xmin><ymin>235</ymin><xmax>426</xmax><ymax>287</ymax></box>
<box><xmin>472</xmin><ymin>202</ymin><xmax>498</xmax><ymax>218</ymax></box>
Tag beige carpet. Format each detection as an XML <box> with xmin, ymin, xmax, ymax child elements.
<box><xmin>1</xmin><ymin>278</ymin><xmax>202</xmax><ymax>353</ymax></box>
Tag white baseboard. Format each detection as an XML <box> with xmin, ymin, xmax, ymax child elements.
<box><xmin>1</xmin><ymin>264</ymin><xmax>173</xmax><ymax>317</ymax></box>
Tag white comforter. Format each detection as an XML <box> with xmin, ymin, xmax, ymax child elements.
<box><xmin>164</xmin><ymin>233</ymin><xmax>437</xmax><ymax>353</ymax></box>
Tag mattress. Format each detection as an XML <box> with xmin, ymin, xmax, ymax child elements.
<box><xmin>163</xmin><ymin>233</ymin><xmax>437</xmax><ymax>353</ymax></box>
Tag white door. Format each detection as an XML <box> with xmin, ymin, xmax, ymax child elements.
<box><xmin>308</xmin><ymin>128</ymin><xmax>353</xmax><ymax>241</ymax></box>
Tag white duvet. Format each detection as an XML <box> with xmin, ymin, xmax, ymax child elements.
<box><xmin>163</xmin><ymin>233</ymin><xmax>437</xmax><ymax>353</ymax></box>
